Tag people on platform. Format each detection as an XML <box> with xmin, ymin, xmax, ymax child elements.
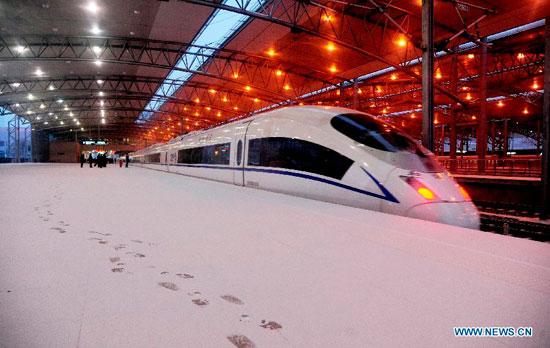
<box><xmin>88</xmin><ymin>153</ymin><xmax>93</xmax><ymax>168</ymax></box>
<box><xmin>125</xmin><ymin>153</ymin><xmax>129</xmax><ymax>168</ymax></box>
<box><xmin>80</xmin><ymin>153</ymin><xmax>85</xmax><ymax>168</ymax></box>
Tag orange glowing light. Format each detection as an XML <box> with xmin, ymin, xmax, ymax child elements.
<box><xmin>497</xmin><ymin>100</ymin><xmax>504</xmax><ymax>107</ymax></box>
<box><xmin>410</xmin><ymin>113</ymin><xmax>416</xmax><ymax>119</ymax></box>
<box><xmin>233</xmin><ymin>106</ymin><xmax>239</xmax><ymax>111</ymax></box>
<box><xmin>434</xmin><ymin>119</ymin><xmax>438</xmax><ymax>124</ymax></box>
<box><xmin>523</xmin><ymin>108</ymin><xmax>529</xmax><ymax>115</ymax></box>
<box><xmin>325</xmin><ymin>41</ymin><xmax>336</xmax><ymax>52</ymax></box>
<box><xmin>266</xmin><ymin>48</ymin><xmax>276</xmax><ymax>57</ymax></box>
<box><xmin>471</xmin><ymin>115</ymin><xmax>477</xmax><ymax>120</ymax></box>
<box><xmin>245</xmin><ymin>85</ymin><xmax>252</xmax><ymax>92</ymax></box>
<box><xmin>194</xmin><ymin>112</ymin><xmax>199</xmax><ymax>116</ymax></box>
<box><xmin>466</xmin><ymin>93</ymin><xmax>472</xmax><ymax>100</ymax></box>
<box><xmin>382</xmin><ymin>108</ymin><xmax>387</xmax><ymax>114</ymax></box>
<box><xmin>208</xmin><ymin>89</ymin><xmax>216</xmax><ymax>94</ymax></box>
<box><xmin>216</xmin><ymin>112</ymin><xmax>221</xmax><ymax>117</ymax></box>
<box><xmin>194</xmin><ymin>98</ymin><xmax>200</xmax><ymax>103</ymax></box>
<box><xmin>458</xmin><ymin>185</ymin><xmax>471</xmax><ymax>201</ymax></box>
<box><xmin>328</xmin><ymin>64</ymin><xmax>337</xmax><ymax>73</ymax></box>
<box><xmin>390</xmin><ymin>73</ymin><xmax>397</xmax><ymax>81</ymax></box>
<box><xmin>417</xmin><ymin>187</ymin><xmax>435</xmax><ymax>200</ymax></box>
<box><xmin>253</xmin><ymin>98</ymin><xmax>260</xmax><ymax>103</ymax></box>
<box><xmin>532</xmin><ymin>81</ymin><xmax>540</xmax><ymax>89</ymax></box>
<box><xmin>206</xmin><ymin>106</ymin><xmax>211</xmax><ymax>111</ymax></box>
<box><xmin>435</xmin><ymin>69</ymin><xmax>442</xmax><ymax>79</ymax></box>
<box><xmin>275</xmin><ymin>69</ymin><xmax>283</xmax><ymax>77</ymax></box>
<box><xmin>395</xmin><ymin>34</ymin><xmax>407</xmax><ymax>48</ymax></box>
<box><xmin>357</xmin><ymin>88</ymin><xmax>362</xmax><ymax>94</ymax></box>
<box><xmin>336</xmin><ymin>90</ymin><xmax>341</xmax><ymax>96</ymax></box>
<box><xmin>517</xmin><ymin>52</ymin><xmax>525</xmax><ymax>59</ymax></box>
<box><xmin>283</xmin><ymin>84</ymin><xmax>291</xmax><ymax>91</ymax></box>
<box><xmin>321</xmin><ymin>14</ymin><xmax>333</xmax><ymax>22</ymax></box>
<box><xmin>467</xmin><ymin>53</ymin><xmax>475</xmax><ymax>59</ymax></box>
<box><xmin>232</xmin><ymin>72</ymin><xmax>239</xmax><ymax>79</ymax></box>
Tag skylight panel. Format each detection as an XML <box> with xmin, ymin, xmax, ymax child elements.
<box><xmin>138</xmin><ymin>0</ymin><xmax>267</xmax><ymax>122</ymax></box>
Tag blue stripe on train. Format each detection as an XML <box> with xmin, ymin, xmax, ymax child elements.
<box><xmin>137</xmin><ymin>162</ymin><xmax>399</xmax><ymax>203</ymax></box>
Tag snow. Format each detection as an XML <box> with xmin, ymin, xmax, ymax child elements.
<box><xmin>1</xmin><ymin>163</ymin><xmax>549</xmax><ymax>348</ymax></box>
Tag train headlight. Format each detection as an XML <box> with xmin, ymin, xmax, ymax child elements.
<box><xmin>401</xmin><ymin>176</ymin><xmax>439</xmax><ymax>201</ymax></box>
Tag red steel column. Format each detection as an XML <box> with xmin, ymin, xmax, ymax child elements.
<box><xmin>541</xmin><ymin>17</ymin><xmax>550</xmax><ymax>219</ymax></box>
<box><xmin>477</xmin><ymin>39</ymin><xmax>488</xmax><ymax>171</ymax></box>
<box><xmin>421</xmin><ymin>0</ymin><xmax>434</xmax><ymax>151</ymax></box>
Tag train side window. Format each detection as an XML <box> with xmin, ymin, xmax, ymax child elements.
<box><xmin>331</xmin><ymin>113</ymin><xmax>419</xmax><ymax>153</ymax></box>
<box><xmin>247</xmin><ymin>137</ymin><xmax>353</xmax><ymax>180</ymax></box>
<box><xmin>178</xmin><ymin>143</ymin><xmax>231</xmax><ymax>165</ymax></box>
<box><xmin>236</xmin><ymin>140</ymin><xmax>243</xmax><ymax>166</ymax></box>
<box><xmin>145</xmin><ymin>153</ymin><xmax>160</xmax><ymax>163</ymax></box>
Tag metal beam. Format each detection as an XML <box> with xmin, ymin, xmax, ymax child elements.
<box><xmin>421</xmin><ymin>0</ymin><xmax>434</xmax><ymax>151</ymax></box>
<box><xmin>178</xmin><ymin>0</ymin><xmax>467</xmax><ymax>106</ymax></box>
<box><xmin>542</xmin><ymin>17</ymin><xmax>550</xmax><ymax>219</ymax></box>
<box><xmin>477</xmin><ymin>38</ymin><xmax>488</xmax><ymax>168</ymax></box>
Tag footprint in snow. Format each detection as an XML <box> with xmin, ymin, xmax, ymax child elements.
<box><xmin>176</xmin><ymin>273</ymin><xmax>194</xmax><ymax>279</ymax></box>
<box><xmin>111</xmin><ymin>268</ymin><xmax>124</xmax><ymax>273</ymax></box>
<box><xmin>192</xmin><ymin>298</ymin><xmax>209</xmax><ymax>306</ymax></box>
<box><xmin>227</xmin><ymin>335</ymin><xmax>256</xmax><ymax>348</ymax></box>
<box><xmin>221</xmin><ymin>294</ymin><xmax>244</xmax><ymax>305</ymax></box>
<box><xmin>109</xmin><ymin>257</ymin><xmax>120</xmax><ymax>263</ymax></box>
<box><xmin>260</xmin><ymin>320</ymin><xmax>282</xmax><ymax>330</ymax></box>
<box><xmin>158</xmin><ymin>282</ymin><xmax>178</xmax><ymax>291</ymax></box>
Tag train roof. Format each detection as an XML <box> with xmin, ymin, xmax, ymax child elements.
<box><xmin>131</xmin><ymin>105</ymin><xmax>369</xmax><ymax>155</ymax></box>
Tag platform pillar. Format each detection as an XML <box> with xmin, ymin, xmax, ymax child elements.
<box><xmin>421</xmin><ymin>0</ymin><xmax>434</xmax><ymax>152</ymax></box>
<box><xmin>541</xmin><ymin>17</ymin><xmax>550</xmax><ymax>219</ymax></box>
<box><xmin>449</xmin><ymin>54</ymin><xmax>458</xmax><ymax>170</ymax></box>
<box><xmin>477</xmin><ymin>39</ymin><xmax>488</xmax><ymax>172</ymax></box>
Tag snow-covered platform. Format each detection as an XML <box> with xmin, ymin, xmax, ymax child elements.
<box><xmin>1</xmin><ymin>164</ymin><xmax>549</xmax><ymax>347</ymax></box>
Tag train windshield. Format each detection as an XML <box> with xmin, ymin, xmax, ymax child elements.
<box><xmin>331</xmin><ymin>113</ymin><xmax>443</xmax><ymax>173</ymax></box>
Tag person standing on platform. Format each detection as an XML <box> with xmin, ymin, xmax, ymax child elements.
<box><xmin>80</xmin><ymin>153</ymin><xmax>85</xmax><ymax>168</ymax></box>
<box><xmin>88</xmin><ymin>153</ymin><xmax>93</xmax><ymax>168</ymax></box>
<box><xmin>125</xmin><ymin>153</ymin><xmax>129</xmax><ymax>168</ymax></box>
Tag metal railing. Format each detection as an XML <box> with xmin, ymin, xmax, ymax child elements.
<box><xmin>440</xmin><ymin>158</ymin><xmax>541</xmax><ymax>177</ymax></box>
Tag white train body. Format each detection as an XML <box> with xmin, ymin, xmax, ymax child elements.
<box><xmin>131</xmin><ymin>106</ymin><xmax>480</xmax><ymax>229</ymax></box>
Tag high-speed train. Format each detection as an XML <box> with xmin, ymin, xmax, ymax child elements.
<box><xmin>130</xmin><ymin>106</ymin><xmax>480</xmax><ymax>229</ymax></box>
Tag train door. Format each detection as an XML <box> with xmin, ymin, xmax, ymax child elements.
<box><xmin>233</xmin><ymin>121</ymin><xmax>252</xmax><ymax>185</ymax></box>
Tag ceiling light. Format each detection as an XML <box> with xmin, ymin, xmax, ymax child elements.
<box><xmin>40</xmin><ymin>103</ymin><xmax>45</xmax><ymax>109</ymax></box>
<box><xmin>325</xmin><ymin>42</ymin><xmax>336</xmax><ymax>52</ymax></box>
<box><xmin>85</xmin><ymin>2</ymin><xmax>99</xmax><ymax>13</ymax></box>
<box><xmin>90</xmin><ymin>25</ymin><xmax>101</xmax><ymax>35</ymax></box>
<box><xmin>44</xmin><ymin>121</ymin><xmax>49</xmax><ymax>125</ymax></box>
<box><xmin>94</xmin><ymin>59</ymin><xmax>102</xmax><ymax>66</ymax></box>
<box><xmin>60</xmin><ymin>121</ymin><xmax>64</xmax><ymax>125</ymax></box>
<box><xmin>275</xmin><ymin>69</ymin><xmax>283</xmax><ymax>77</ymax></box>
<box><xmin>10</xmin><ymin>82</ymin><xmax>21</xmax><ymax>88</ymax></box>
<box><xmin>98</xmin><ymin>91</ymin><xmax>104</xmax><ymax>96</ymax></box>
<box><xmin>35</xmin><ymin>68</ymin><xmax>44</xmax><ymax>76</ymax></box>
<box><xmin>266</xmin><ymin>48</ymin><xmax>276</xmax><ymax>57</ymax></box>
<box><xmin>57</xmin><ymin>98</ymin><xmax>63</xmax><ymax>103</ymax></box>
<box><xmin>27</xmin><ymin>93</ymin><xmax>35</xmax><ymax>100</ymax></box>
<box><xmin>15</xmin><ymin>45</ymin><xmax>27</xmax><ymax>53</ymax></box>
<box><xmin>26</xmin><ymin>110</ymin><xmax>33</xmax><ymax>115</ymax></box>
<box><xmin>92</xmin><ymin>46</ymin><xmax>101</xmax><ymax>55</ymax></box>
<box><xmin>96</xmin><ymin>79</ymin><xmax>104</xmax><ymax>84</ymax></box>
<box><xmin>48</xmin><ymin>112</ymin><xmax>53</xmax><ymax>116</ymax></box>
<box><xmin>15</xmin><ymin>103</ymin><xmax>20</xmax><ymax>107</ymax></box>
<box><xmin>48</xmin><ymin>84</ymin><xmax>55</xmax><ymax>90</ymax></box>
<box><xmin>69</xmin><ymin>112</ymin><xmax>74</xmax><ymax>116</ymax></box>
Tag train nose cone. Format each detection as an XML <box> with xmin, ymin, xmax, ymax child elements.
<box><xmin>405</xmin><ymin>201</ymin><xmax>480</xmax><ymax>229</ymax></box>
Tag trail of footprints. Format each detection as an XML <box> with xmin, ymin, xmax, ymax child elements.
<box><xmin>32</xmin><ymin>187</ymin><xmax>281</xmax><ymax>347</ymax></box>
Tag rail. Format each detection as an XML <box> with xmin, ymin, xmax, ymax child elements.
<box><xmin>439</xmin><ymin>158</ymin><xmax>541</xmax><ymax>177</ymax></box>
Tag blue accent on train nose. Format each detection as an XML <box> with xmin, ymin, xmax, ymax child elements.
<box><xmin>360</xmin><ymin>167</ymin><xmax>399</xmax><ymax>203</ymax></box>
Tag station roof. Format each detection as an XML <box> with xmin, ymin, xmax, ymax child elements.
<box><xmin>0</xmin><ymin>0</ymin><xmax>548</xmax><ymax>143</ymax></box>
